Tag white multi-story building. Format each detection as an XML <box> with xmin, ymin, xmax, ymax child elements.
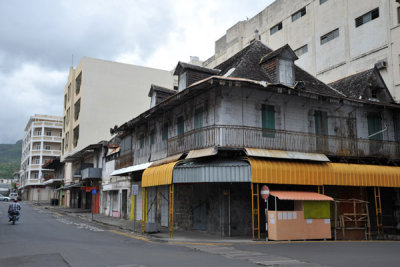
<box><xmin>204</xmin><ymin>0</ymin><xmax>400</xmax><ymax>102</ymax></box>
<box><xmin>20</xmin><ymin>114</ymin><xmax>62</xmax><ymax>200</ymax></box>
<box><xmin>60</xmin><ymin>57</ymin><xmax>174</xmax><ymax>208</ymax></box>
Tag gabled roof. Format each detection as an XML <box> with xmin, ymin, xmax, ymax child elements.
<box><xmin>148</xmin><ymin>84</ymin><xmax>177</xmax><ymax>97</ymax></box>
<box><xmin>259</xmin><ymin>44</ymin><xmax>298</xmax><ymax>64</ymax></box>
<box><xmin>173</xmin><ymin>61</ymin><xmax>220</xmax><ymax>76</ymax></box>
<box><xmin>215</xmin><ymin>41</ymin><xmax>344</xmax><ymax>98</ymax></box>
<box><xmin>329</xmin><ymin>67</ymin><xmax>394</xmax><ymax>103</ymax></box>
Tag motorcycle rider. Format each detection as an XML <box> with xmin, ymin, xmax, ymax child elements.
<box><xmin>8</xmin><ymin>198</ymin><xmax>21</xmax><ymax>222</ymax></box>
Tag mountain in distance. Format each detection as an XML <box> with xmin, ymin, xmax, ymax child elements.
<box><xmin>0</xmin><ymin>140</ymin><xmax>22</xmax><ymax>179</ymax></box>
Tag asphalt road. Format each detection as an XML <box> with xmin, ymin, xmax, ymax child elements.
<box><xmin>0</xmin><ymin>202</ymin><xmax>255</xmax><ymax>267</ymax></box>
<box><xmin>1</xmin><ymin>201</ymin><xmax>400</xmax><ymax>267</ymax></box>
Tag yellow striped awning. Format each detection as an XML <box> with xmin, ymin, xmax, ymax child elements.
<box><xmin>142</xmin><ymin>161</ymin><xmax>179</xmax><ymax>187</ymax></box>
<box><xmin>248</xmin><ymin>157</ymin><xmax>400</xmax><ymax>187</ymax></box>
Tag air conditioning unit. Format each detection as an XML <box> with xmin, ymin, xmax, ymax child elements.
<box><xmin>375</xmin><ymin>60</ymin><xmax>387</xmax><ymax>70</ymax></box>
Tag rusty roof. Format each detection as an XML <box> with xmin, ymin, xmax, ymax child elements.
<box><xmin>269</xmin><ymin>191</ymin><xmax>334</xmax><ymax>201</ymax></box>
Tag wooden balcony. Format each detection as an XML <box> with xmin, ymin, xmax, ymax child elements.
<box><xmin>167</xmin><ymin>125</ymin><xmax>400</xmax><ymax>159</ymax></box>
<box><xmin>115</xmin><ymin>153</ymin><xmax>133</xmax><ymax>170</ymax></box>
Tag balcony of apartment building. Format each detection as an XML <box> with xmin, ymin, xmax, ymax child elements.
<box><xmin>167</xmin><ymin>125</ymin><xmax>400</xmax><ymax>159</ymax></box>
<box><xmin>31</xmin><ymin>130</ymin><xmax>62</xmax><ymax>143</ymax></box>
<box><xmin>32</xmin><ymin>120</ymin><xmax>63</xmax><ymax>129</ymax></box>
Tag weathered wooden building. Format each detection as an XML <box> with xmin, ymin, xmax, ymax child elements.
<box><xmin>110</xmin><ymin>41</ymin><xmax>400</xmax><ymax>240</ymax></box>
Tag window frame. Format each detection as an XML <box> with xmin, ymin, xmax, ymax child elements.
<box><xmin>320</xmin><ymin>0</ymin><xmax>328</xmax><ymax>4</ymax></box>
<box><xmin>291</xmin><ymin>7</ymin><xmax>306</xmax><ymax>22</ymax></box>
<box><xmin>270</xmin><ymin>22</ymin><xmax>282</xmax><ymax>35</ymax></box>
<box><xmin>261</xmin><ymin>104</ymin><xmax>276</xmax><ymax>138</ymax></box>
<box><xmin>320</xmin><ymin>28</ymin><xmax>339</xmax><ymax>45</ymax></box>
<box><xmin>355</xmin><ymin>8</ymin><xmax>379</xmax><ymax>28</ymax></box>
<box><xmin>46</xmin><ymin>131</ymin><xmax>52</xmax><ymax>136</ymax></box>
<box><xmin>294</xmin><ymin>44</ymin><xmax>308</xmax><ymax>57</ymax></box>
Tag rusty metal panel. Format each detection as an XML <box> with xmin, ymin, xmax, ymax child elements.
<box><xmin>245</xmin><ymin>148</ymin><xmax>329</xmax><ymax>162</ymax></box>
<box><xmin>186</xmin><ymin>147</ymin><xmax>217</xmax><ymax>159</ymax></box>
<box><xmin>111</xmin><ymin>162</ymin><xmax>152</xmax><ymax>176</ymax></box>
<box><xmin>151</xmin><ymin>153</ymin><xmax>183</xmax><ymax>167</ymax></box>
<box><xmin>173</xmin><ymin>160</ymin><xmax>251</xmax><ymax>183</ymax></box>
<box><xmin>142</xmin><ymin>161</ymin><xmax>179</xmax><ymax>187</ymax></box>
<box><xmin>248</xmin><ymin>157</ymin><xmax>400</xmax><ymax>187</ymax></box>
<box><xmin>270</xmin><ymin>191</ymin><xmax>334</xmax><ymax>201</ymax></box>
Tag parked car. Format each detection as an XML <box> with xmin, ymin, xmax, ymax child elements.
<box><xmin>0</xmin><ymin>194</ymin><xmax>11</xmax><ymax>201</ymax></box>
<box><xmin>8</xmin><ymin>193</ymin><xmax>21</xmax><ymax>201</ymax></box>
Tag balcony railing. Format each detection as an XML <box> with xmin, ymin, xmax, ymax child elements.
<box><xmin>81</xmin><ymin>168</ymin><xmax>102</xmax><ymax>180</ymax></box>
<box><xmin>167</xmin><ymin>125</ymin><xmax>400</xmax><ymax>159</ymax></box>
<box><xmin>115</xmin><ymin>153</ymin><xmax>133</xmax><ymax>170</ymax></box>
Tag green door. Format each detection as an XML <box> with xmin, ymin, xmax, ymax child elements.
<box><xmin>194</xmin><ymin>107</ymin><xmax>204</xmax><ymax>147</ymax></box>
<box><xmin>314</xmin><ymin>110</ymin><xmax>328</xmax><ymax>152</ymax></box>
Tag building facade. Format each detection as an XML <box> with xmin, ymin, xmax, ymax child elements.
<box><xmin>112</xmin><ymin>41</ymin><xmax>400</xmax><ymax>240</ymax></box>
<box><xmin>204</xmin><ymin>0</ymin><xmax>400</xmax><ymax>102</ymax></box>
<box><xmin>20</xmin><ymin>114</ymin><xmax>62</xmax><ymax>201</ymax></box>
<box><xmin>61</xmin><ymin>57</ymin><xmax>175</xmax><ymax>207</ymax></box>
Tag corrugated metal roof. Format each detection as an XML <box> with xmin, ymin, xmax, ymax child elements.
<box><xmin>186</xmin><ymin>147</ymin><xmax>218</xmax><ymax>159</ymax></box>
<box><xmin>245</xmin><ymin>148</ymin><xmax>329</xmax><ymax>162</ymax></box>
<box><xmin>173</xmin><ymin>160</ymin><xmax>251</xmax><ymax>183</ymax></box>
<box><xmin>142</xmin><ymin>161</ymin><xmax>179</xmax><ymax>187</ymax></box>
<box><xmin>270</xmin><ymin>191</ymin><xmax>333</xmax><ymax>201</ymax></box>
<box><xmin>249</xmin><ymin>157</ymin><xmax>400</xmax><ymax>187</ymax></box>
<box><xmin>111</xmin><ymin>162</ymin><xmax>152</xmax><ymax>176</ymax></box>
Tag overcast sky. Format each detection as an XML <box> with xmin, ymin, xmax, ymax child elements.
<box><xmin>0</xmin><ymin>0</ymin><xmax>273</xmax><ymax>144</ymax></box>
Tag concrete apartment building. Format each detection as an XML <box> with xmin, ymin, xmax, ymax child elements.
<box><xmin>20</xmin><ymin>114</ymin><xmax>63</xmax><ymax>201</ymax></box>
<box><xmin>204</xmin><ymin>0</ymin><xmax>400</xmax><ymax>102</ymax></box>
<box><xmin>61</xmin><ymin>57</ymin><xmax>174</xmax><ymax>207</ymax></box>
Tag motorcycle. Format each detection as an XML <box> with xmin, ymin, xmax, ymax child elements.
<box><xmin>9</xmin><ymin>212</ymin><xmax>20</xmax><ymax>225</ymax></box>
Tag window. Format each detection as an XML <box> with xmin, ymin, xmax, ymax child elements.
<box><xmin>76</xmin><ymin>72</ymin><xmax>82</xmax><ymax>94</ymax></box>
<box><xmin>177</xmin><ymin>116</ymin><xmax>184</xmax><ymax>135</ymax></box>
<box><xmin>67</xmin><ymin>83</ymin><xmax>71</xmax><ymax>101</ymax></box>
<box><xmin>36</xmin><ymin>144</ymin><xmax>41</xmax><ymax>150</ymax></box>
<box><xmin>46</xmin><ymin>131</ymin><xmax>51</xmax><ymax>136</ymax></box>
<box><xmin>194</xmin><ymin>107</ymin><xmax>204</xmax><ymax>146</ymax></box>
<box><xmin>355</xmin><ymin>8</ymin><xmax>379</xmax><ymax>27</ymax></box>
<box><xmin>33</xmin><ymin>173</ymin><xmax>39</xmax><ymax>179</ymax></box>
<box><xmin>320</xmin><ymin>0</ymin><xmax>328</xmax><ymax>4</ymax></box>
<box><xmin>66</xmin><ymin>108</ymin><xmax>70</xmax><ymax>125</ymax></box>
<box><xmin>73</xmin><ymin>126</ymin><xmax>79</xmax><ymax>147</ymax></box>
<box><xmin>162</xmin><ymin>123</ymin><xmax>168</xmax><ymax>141</ymax></box>
<box><xmin>64</xmin><ymin>94</ymin><xmax>67</xmax><ymax>109</ymax></box>
<box><xmin>45</xmin><ymin>145</ymin><xmax>51</xmax><ymax>150</ymax></box>
<box><xmin>120</xmin><ymin>135</ymin><xmax>132</xmax><ymax>155</ymax></box>
<box><xmin>74</xmin><ymin>99</ymin><xmax>81</xmax><ymax>121</ymax></box>
<box><xmin>150</xmin><ymin>129</ymin><xmax>155</xmax><ymax>145</ymax></box>
<box><xmin>178</xmin><ymin>72</ymin><xmax>187</xmax><ymax>91</ymax></box>
<box><xmin>139</xmin><ymin>134</ymin><xmax>145</xmax><ymax>149</ymax></box>
<box><xmin>314</xmin><ymin>110</ymin><xmax>328</xmax><ymax>151</ymax></box>
<box><xmin>291</xmin><ymin>7</ymin><xmax>306</xmax><ymax>22</ymax></box>
<box><xmin>34</xmin><ymin>158</ymin><xmax>40</xmax><ymax>164</ymax></box>
<box><xmin>398</xmin><ymin>6</ymin><xmax>400</xmax><ymax>24</ymax></box>
<box><xmin>294</xmin><ymin>44</ymin><xmax>308</xmax><ymax>57</ymax></box>
<box><xmin>63</xmin><ymin>116</ymin><xmax>66</xmax><ymax>132</ymax></box>
<box><xmin>65</xmin><ymin>132</ymin><xmax>69</xmax><ymax>149</ymax></box>
<box><xmin>37</xmin><ymin>130</ymin><xmax>42</xmax><ymax>136</ymax></box>
<box><xmin>371</xmin><ymin>89</ymin><xmax>378</xmax><ymax>99</ymax></box>
<box><xmin>367</xmin><ymin>113</ymin><xmax>382</xmax><ymax>141</ymax></box>
<box><xmin>320</xmin><ymin>28</ymin><xmax>339</xmax><ymax>45</ymax></box>
<box><xmin>261</xmin><ymin>105</ymin><xmax>275</xmax><ymax>138</ymax></box>
<box><xmin>59</xmin><ymin>132</ymin><xmax>62</xmax><ymax>137</ymax></box>
<box><xmin>270</xmin><ymin>22</ymin><xmax>282</xmax><ymax>35</ymax></box>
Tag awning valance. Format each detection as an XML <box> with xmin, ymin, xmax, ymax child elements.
<box><xmin>142</xmin><ymin>161</ymin><xmax>179</xmax><ymax>187</ymax></box>
<box><xmin>270</xmin><ymin>191</ymin><xmax>334</xmax><ymax>201</ymax></box>
<box><xmin>111</xmin><ymin>162</ymin><xmax>152</xmax><ymax>176</ymax></box>
<box><xmin>249</xmin><ymin>157</ymin><xmax>400</xmax><ymax>187</ymax></box>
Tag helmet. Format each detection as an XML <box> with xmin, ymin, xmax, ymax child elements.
<box><xmin>13</xmin><ymin>198</ymin><xmax>18</xmax><ymax>202</ymax></box>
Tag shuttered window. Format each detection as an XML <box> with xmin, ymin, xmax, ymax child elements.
<box><xmin>367</xmin><ymin>113</ymin><xmax>382</xmax><ymax>141</ymax></box>
<box><xmin>261</xmin><ymin>104</ymin><xmax>275</xmax><ymax>138</ymax></box>
<box><xmin>177</xmin><ymin>116</ymin><xmax>184</xmax><ymax>135</ymax></box>
<box><xmin>314</xmin><ymin>110</ymin><xmax>328</xmax><ymax>135</ymax></box>
<box><xmin>355</xmin><ymin>8</ymin><xmax>379</xmax><ymax>28</ymax></box>
<box><xmin>162</xmin><ymin>123</ymin><xmax>168</xmax><ymax>141</ymax></box>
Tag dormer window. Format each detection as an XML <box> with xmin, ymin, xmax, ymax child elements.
<box><xmin>371</xmin><ymin>89</ymin><xmax>378</xmax><ymax>99</ymax></box>
<box><xmin>178</xmin><ymin>72</ymin><xmax>187</xmax><ymax>91</ymax></box>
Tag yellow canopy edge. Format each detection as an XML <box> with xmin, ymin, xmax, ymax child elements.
<box><xmin>142</xmin><ymin>161</ymin><xmax>179</xmax><ymax>187</ymax></box>
<box><xmin>248</xmin><ymin>157</ymin><xmax>400</xmax><ymax>187</ymax></box>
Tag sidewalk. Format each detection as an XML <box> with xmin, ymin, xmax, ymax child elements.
<box><xmin>34</xmin><ymin>202</ymin><xmax>257</xmax><ymax>244</ymax></box>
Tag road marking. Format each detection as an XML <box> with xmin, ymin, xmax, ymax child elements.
<box><xmin>108</xmin><ymin>230</ymin><xmax>152</xmax><ymax>243</ymax></box>
<box><xmin>169</xmin><ymin>241</ymin><xmax>233</xmax><ymax>246</ymax></box>
<box><xmin>53</xmin><ymin>211</ymin><xmax>63</xmax><ymax>216</ymax></box>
